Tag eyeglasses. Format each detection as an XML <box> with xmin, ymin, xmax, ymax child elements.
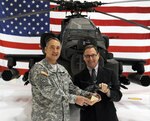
<box><xmin>84</xmin><ymin>54</ymin><xmax>97</xmax><ymax>58</ymax></box>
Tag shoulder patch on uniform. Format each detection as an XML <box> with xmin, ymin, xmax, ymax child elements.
<box><xmin>41</xmin><ymin>71</ymin><xmax>48</xmax><ymax>76</ymax></box>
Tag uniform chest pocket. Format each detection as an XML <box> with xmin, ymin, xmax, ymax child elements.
<box><xmin>58</xmin><ymin>72</ymin><xmax>70</xmax><ymax>91</ymax></box>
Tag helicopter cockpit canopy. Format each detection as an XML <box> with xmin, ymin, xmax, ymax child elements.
<box><xmin>66</xmin><ymin>18</ymin><xmax>96</xmax><ymax>30</ymax></box>
<box><xmin>60</xmin><ymin>17</ymin><xmax>107</xmax><ymax>61</ymax></box>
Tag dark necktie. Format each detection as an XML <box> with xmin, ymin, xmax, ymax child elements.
<box><xmin>91</xmin><ymin>69</ymin><xmax>97</xmax><ymax>83</ymax></box>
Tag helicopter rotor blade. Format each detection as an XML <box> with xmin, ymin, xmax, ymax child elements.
<box><xmin>0</xmin><ymin>6</ymin><xmax>59</xmax><ymax>22</ymax></box>
<box><xmin>0</xmin><ymin>0</ymin><xmax>71</xmax><ymax>21</ymax></box>
<box><xmin>36</xmin><ymin>0</ymin><xmax>150</xmax><ymax>4</ymax></box>
<box><xmin>95</xmin><ymin>10</ymin><xmax>150</xmax><ymax>31</ymax></box>
<box><xmin>100</xmin><ymin>0</ymin><xmax>150</xmax><ymax>5</ymax></box>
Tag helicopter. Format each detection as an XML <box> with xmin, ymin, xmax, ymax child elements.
<box><xmin>0</xmin><ymin>0</ymin><xmax>150</xmax><ymax>88</ymax></box>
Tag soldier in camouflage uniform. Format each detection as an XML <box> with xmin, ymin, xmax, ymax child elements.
<box><xmin>28</xmin><ymin>37</ymin><xmax>98</xmax><ymax>121</ymax></box>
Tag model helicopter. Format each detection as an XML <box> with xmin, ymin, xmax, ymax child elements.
<box><xmin>1</xmin><ymin>0</ymin><xmax>150</xmax><ymax>87</ymax></box>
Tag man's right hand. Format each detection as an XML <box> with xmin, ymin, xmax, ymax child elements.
<box><xmin>75</xmin><ymin>96</ymin><xmax>92</xmax><ymax>106</ymax></box>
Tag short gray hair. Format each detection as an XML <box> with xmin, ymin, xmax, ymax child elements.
<box><xmin>45</xmin><ymin>37</ymin><xmax>61</xmax><ymax>47</ymax></box>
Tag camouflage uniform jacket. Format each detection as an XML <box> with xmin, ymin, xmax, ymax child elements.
<box><xmin>29</xmin><ymin>59</ymin><xmax>90</xmax><ymax>121</ymax></box>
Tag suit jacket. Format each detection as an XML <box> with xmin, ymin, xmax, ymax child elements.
<box><xmin>73</xmin><ymin>65</ymin><xmax>122</xmax><ymax>121</ymax></box>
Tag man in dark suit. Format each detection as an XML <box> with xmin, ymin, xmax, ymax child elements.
<box><xmin>73</xmin><ymin>45</ymin><xmax>122</xmax><ymax>121</ymax></box>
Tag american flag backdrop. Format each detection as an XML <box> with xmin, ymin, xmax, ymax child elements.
<box><xmin>0</xmin><ymin>0</ymin><xmax>150</xmax><ymax>76</ymax></box>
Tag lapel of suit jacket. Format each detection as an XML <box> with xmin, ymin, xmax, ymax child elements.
<box><xmin>83</xmin><ymin>68</ymin><xmax>93</xmax><ymax>84</ymax></box>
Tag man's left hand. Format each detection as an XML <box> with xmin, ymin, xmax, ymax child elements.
<box><xmin>99</xmin><ymin>83</ymin><xmax>110</xmax><ymax>94</ymax></box>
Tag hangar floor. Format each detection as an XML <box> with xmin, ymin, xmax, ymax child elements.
<box><xmin>0</xmin><ymin>78</ymin><xmax>150</xmax><ymax>121</ymax></box>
